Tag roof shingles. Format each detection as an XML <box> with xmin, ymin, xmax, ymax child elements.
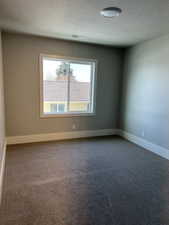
<box><xmin>44</xmin><ymin>80</ymin><xmax>90</xmax><ymax>102</ymax></box>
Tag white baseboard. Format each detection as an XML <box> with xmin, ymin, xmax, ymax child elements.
<box><xmin>118</xmin><ymin>129</ymin><xmax>169</xmax><ymax>160</ymax></box>
<box><xmin>0</xmin><ymin>140</ymin><xmax>6</xmax><ymax>204</ymax></box>
<box><xmin>7</xmin><ymin>128</ymin><xmax>169</xmax><ymax>160</ymax></box>
<box><xmin>7</xmin><ymin>129</ymin><xmax>117</xmax><ymax>145</ymax></box>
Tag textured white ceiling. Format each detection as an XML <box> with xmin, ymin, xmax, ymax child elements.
<box><xmin>0</xmin><ymin>0</ymin><xmax>169</xmax><ymax>46</ymax></box>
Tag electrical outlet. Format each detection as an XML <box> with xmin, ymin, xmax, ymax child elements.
<box><xmin>72</xmin><ymin>124</ymin><xmax>76</xmax><ymax>130</ymax></box>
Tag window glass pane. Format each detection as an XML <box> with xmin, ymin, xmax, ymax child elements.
<box><xmin>58</xmin><ymin>104</ymin><xmax>65</xmax><ymax>112</ymax></box>
<box><xmin>43</xmin><ymin>58</ymin><xmax>68</xmax><ymax>114</ymax></box>
<box><xmin>69</xmin><ymin>63</ymin><xmax>93</xmax><ymax>112</ymax></box>
<box><xmin>50</xmin><ymin>104</ymin><xmax>58</xmax><ymax>113</ymax></box>
<box><xmin>41</xmin><ymin>56</ymin><xmax>95</xmax><ymax>116</ymax></box>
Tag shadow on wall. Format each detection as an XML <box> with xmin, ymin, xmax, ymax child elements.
<box><xmin>120</xmin><ymin>46</ymin><xmax>168</xmax><ymax>147</ymax></box>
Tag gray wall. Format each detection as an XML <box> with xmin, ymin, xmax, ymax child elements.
<box><xmin>0</xmin><ymin>31</ymin><xmax>5</xmax><ymax>163</ymax></box>
<box><xmin>121</xmin><ymin>34</ymin><xmax>169</xmax><ymax>149</ymax></box>
<box><xmin>3</xmin><ymin>32</ymin><xmax>124</xmax><ymax>136</ymax></box>
<box><xmin>0</xmin><ymin>30</ymin><xmax>5</xmax><ymax>200</ymax></box>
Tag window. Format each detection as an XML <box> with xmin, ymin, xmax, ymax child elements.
<box><xmin>40</xmin><ymin>54</ymin><xmax>97</xmax><ymax>117</ymax></box>
<box><xmin>50</xmin><ymin>103</ymin><xmax>66</xmax><ymax>113</ymax></box>
<box><xmin>50</xmin><ymin>104</ymin><xmax>58</xmax><ymax>113</ymax></box>
<box><xmin>57</xmin><ymin>104</ymin><xmax>65</xmax><ymax>113</ymax></box>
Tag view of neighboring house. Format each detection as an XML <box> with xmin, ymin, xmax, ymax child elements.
<box><xmin>43</xmin><ymin>79</ymin><xmax>90</xmax><ymax>113</ymax></box>
<box><xmin>43</xmin><ymin>61</ymin><xmax>91</xmax><ymax>114</ymax></box>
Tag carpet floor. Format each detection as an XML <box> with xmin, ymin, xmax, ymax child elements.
<box><xmin>1</xmin><ymin>136</ymin><xmax>169</xmax><ymax>225</ymax></box>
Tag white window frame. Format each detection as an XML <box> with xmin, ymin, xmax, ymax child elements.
<box><xmin>40</xmin><ymin>54</ymin><xmax>97</xmax><ymax>118</ymax></box>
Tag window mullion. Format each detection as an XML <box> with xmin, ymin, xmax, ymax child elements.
<box><xmin>88</xmin><ymin>63</ymin><xmax>93</xmax><ymax>112</ymax></box>
<box><xmin>67</xmin><ymin>62</ymin><xmax>70</xmax><ymax>112</ymax></box>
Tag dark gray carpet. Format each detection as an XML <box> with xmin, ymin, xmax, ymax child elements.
<box><xmin>1</xmin><ymin>136</ymin><xmax>169</xmax><ymax>225</ymax></box>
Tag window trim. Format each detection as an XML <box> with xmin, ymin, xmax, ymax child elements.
<box><xmin>39</xmin><ymin>54</ymin><xmax>97</xmax><ymax>118</ymax></box>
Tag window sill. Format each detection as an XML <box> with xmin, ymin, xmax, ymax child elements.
<box><xmin>40</xmin><ymin>112</ymin><xmax>96</xmax><ymax>118</ymax></box>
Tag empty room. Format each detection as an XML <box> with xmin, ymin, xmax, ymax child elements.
<box><xmin>0</xmin><ymin>0</ymin><xmax>169</xmax><ymax>224</ymax></box>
